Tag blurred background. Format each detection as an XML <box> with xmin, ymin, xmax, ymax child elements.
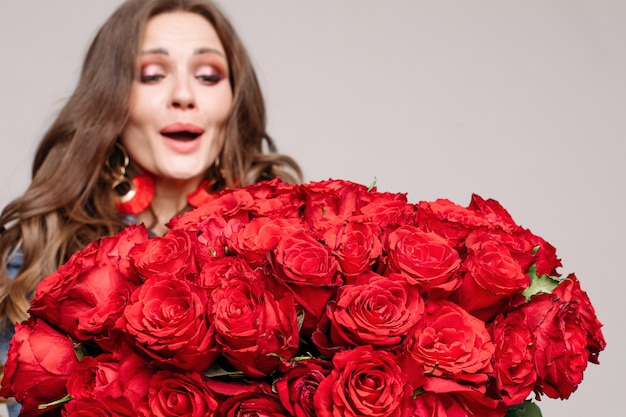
<box><xmin>0</xmin><ymin>1</ymin><xmax>623</xmax><ymax>415</ymax></box>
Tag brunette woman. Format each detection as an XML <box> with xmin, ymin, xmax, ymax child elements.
<box><xmin>0</xmin><ymin>1</ymin><xmax>301</xmax><ymax>414</ymax></box>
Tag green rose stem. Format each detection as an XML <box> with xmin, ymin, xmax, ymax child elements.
<box><xmin>37</xmin><ymin>340</ymin><xmax>88</xmax><ymax>410</ymax></box>
<box><xmin>38</xmin><ymin>394</ymin><xmax>71</xmax><ymax>410</ymax></box>
<box><xmin>367</xmin><ymin>177</ymin><xmax>377</xmax><ymax>192</ymax></box>
<box><xmin>412</xmin><ymin>387</ymin><xmax>425</xmax><ymax>400</ymax></box>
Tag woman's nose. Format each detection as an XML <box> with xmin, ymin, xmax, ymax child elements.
<box><xmin>170</xmin><ymin>75</ymin><xmax>196</xmax><ymax>110</ymax></box>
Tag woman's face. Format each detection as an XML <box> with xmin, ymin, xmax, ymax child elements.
<box><xmin>121</xmin><ymin>11</ymin><xmax>232</xmax><ymax>183</ymax></box>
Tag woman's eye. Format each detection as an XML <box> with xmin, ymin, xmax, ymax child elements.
<box><xmin>139</xmin><ymin>64</ymin><xmax>165</xmax><ymax>83</ymax></box>
<box><xmin>197</xmin><ymin>74</ymin><xmax>223</xmax><ymax>84</ymax></box>
<box><xmin>140</xmin><ymin>74</ymin><xmax>165</xmax><ymax>83</ymax></box>
<box><xmin>196</xmin><ymin>66</ymin><xmax>225</xmax><ymax>85</ymax></box>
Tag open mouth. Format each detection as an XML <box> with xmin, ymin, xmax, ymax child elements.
<box><xmin>161</xmin><ymin>131</ymin><xmax>201</xmax><ymax>141</ymax></box>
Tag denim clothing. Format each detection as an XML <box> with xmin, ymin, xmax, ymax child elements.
<box><xmin>1</xmin><ymin>249</ymin><xmax>23</xmax><ymax>417</ymax></box>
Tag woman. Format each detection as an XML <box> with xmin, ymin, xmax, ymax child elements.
<box><xmin>0</xmin><ymin>0</ymin><xmax>301</xmax><ymax>413</ymax></box>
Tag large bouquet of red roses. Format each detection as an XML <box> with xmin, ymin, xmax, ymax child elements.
<box><xmin>1</xmin><ymin>179</ymin><xmax>605</xmax><ymax>416</ymax></box>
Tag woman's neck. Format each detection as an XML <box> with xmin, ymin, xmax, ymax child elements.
<box><xmin>137</xmin><ymin>176</ymin><xmax>202</xmax><ymax>236</ymax></box>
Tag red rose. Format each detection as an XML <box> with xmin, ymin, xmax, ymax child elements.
<box><xmin>0</xmin><ymin>317</ymin><xmax>79</xmax><ymax>414</ymax></box>
<box><xmin>323</xmin><ymin>221</ymin><xmax>383</xmax><ymax>279</ymax></box>
<box><xmin>314</xmin><ymin>346</ymin><xmax>423</xmax><ymax>417</ymax></box>
<box><xmin>245</xmin><ymin>178</ymin><xmax>304</xmax><ymax>218</ymax></box>
<box><xmin>414</xmin><ymin>378</ymin><xmax>506</xmax><ymax>417</ymax></box>
<box><xmin>169</xmin><ymin>188</ymin><xmax>255</xmax><ymax>230</ymax></box>
<box><xmin>275</xmin><ymin>359</ymin><xmax>332</xmax><ymax>417</ymax></box>
<box><xmin>385</xmin><ymin>226</ymin><xmax>461</xmax><ymax>296</ymax></box>
<box><xmin>404</xmin><ymin>300</ymin><xmax>494</xmax><ymax>385</ymax></box>
<box><xmin>145</xmin><ymin>371</ymin><xmax>219</xmax><ymax>417</ymax></box>
<box><xmin>131</xmin><ymin>229</ymin><xmax>198</xmax><ymax>282</ymax></box>
<box><xmin>196</xmin><ymin>256</ymin><xmax>255</xmax><ymax>290</ymax></box>
<box><xmin>489</xmin><ymin>310</ymin><xmax>537</xmax><ymax>406</ymax></box>
<box><xmin>272</xmin><ymin>232</ymin><xmax>340</xmax><ymax>286</ymax></box>
<box><xmin>415</xmin><ymin>199</ymin><xmax>490</xmax><ymax>248</ymax></box>
<box><xmin>74</xmin><ymin>281</ymin><xmax>137</xmax><ymax>351</ymax></box>
<box><xmin>193</xmin><ymin>214</ymin><xmax>232</xmax><ymax>260</ymax></box>
<box><xmin>452</xmin><ymin>194</ymin><xmax>562</xmax><ymax>276</ymax></box>
<box><xmin>66</xmin><ymin>346</ymin><xmax>153</xmax><ymax>415</ymax></box>
<box><xmin>359</xmin><ymin>196</ymin><xmax>413</xmax><ymax>228</ymax></box>
<box><xmin>217</xmin><ymin>391</ymin><xmax>289</xmax><ymax>417</ymax></box>
<box><xmin>99</xmin><ymin>224</ymin><xmax>150</xmax><ymax>277</ymax></box>
<box><xmin>521</xmin><ymin>274</ymin><xmax>605</xmax><ymax>399</ymax></box>
<box><xmin>467</xmin><ymin>194</ymin><xmax>519</xmax><ymax>233</ymax></box>
<box><xmin>227</xmin><ymin>217</ymin><xmax>305</xmax><ymax>266</ymax></box>
<box><xmin>117</xmin><ymin>276</ymin><xmax>218</xmax><ymax>372</ymax></box>
<box><xmin>558</xmin><ymin>275</ymin><xmax>606</xmax><ymax>362</ymax></box>
<box><xmin>520</xmin><ymin>230</ymin><xmax>562</xmax><ymax>276</ymax></box>
<box><xmin>30</xmin><ymin>225</ymin><xmax>148</xmax><ymax>342</ymax></box>
<box><xmin>454</xmin><ymin>231</ymin><xmax>529</xmax><ymax>320</ymax></box>
<box><xmin>466</xmin><ymin>195</ymin><xmax>562</xmax><ymax>275</ymax></box>
<box><xmin>243</xmin><ymin>176</ymin><xmax>285</xmax><ymax>196</ymax></box>
<box><xmin>271</xmin><ymin>232</ymin><xmax>342</xmax><ymax>331</ymax></box>
<box><xmin>481</xmin><ymin>229</ymin><xmax>537</xmax><ymax>274</ymax></box>
<box><xmin>212</xmin><ymin>271</ymin><xmax>299</xmax><ymax>378</ymax></box>
<box><xmin>301</xmin><ymin>179</ymin><xmax>371</xmax><ymax>232</ymax></box>
<box><xmin>322</xmin><ymin>272</ymin><xmax>424</xmax><ymax>349</ymax></box>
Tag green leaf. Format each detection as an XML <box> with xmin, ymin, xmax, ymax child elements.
<box><xmin>522</xmin><ymin>264</ymin><xmax>560</xmax><ymax>302</ymax></box>
<box><xmin>505</xmin><ymin>401</ymin><xmax>543</xmax><ymax>417</ymax></box>
<box><xmin>73</xmin><ymin>343</ymin><xmax>85</xmax><ymax>361</ymax></box>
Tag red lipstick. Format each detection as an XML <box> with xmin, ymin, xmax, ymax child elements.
<box><xmin>160</xmin><ymin>123</ymin><xmax>204</xmax><ymax>141</ymax></box>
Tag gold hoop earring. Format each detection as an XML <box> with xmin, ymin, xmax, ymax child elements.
<box><xmin>107</xmin><ymin>143</ymin><xmax>132</xmax><ymax>196</ymax></box>
<box><xmin>106</xmin><ymin>143</ymin><xmax>155</xmax><ymax>215</ymax></box>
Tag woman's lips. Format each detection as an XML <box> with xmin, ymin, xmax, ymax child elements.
<box><xmin>160</xmin><ymin>122</ymin><xmax>204</xmax><ymax>138</ymax></box>
<box><xmin>160</xmin><ymin>123</ymin><xmax>204</xmax><ymax>153</ymax></box>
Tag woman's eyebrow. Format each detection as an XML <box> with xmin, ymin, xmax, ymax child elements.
<box><xmin>193</xmin><ymin>47</ymin><xmax>225</xmax><ymax>57</ymax></box>
<box><xmin>140</xmin><ymin>47</ymin><xmax>169</xmax><ymax>56</ymax></box>
<box><xmin>139</xmin><ymin>47</ymin><xmax>225</xmax><ymax>57</ymax></box>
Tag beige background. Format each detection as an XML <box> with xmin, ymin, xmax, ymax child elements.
<box><xmin>0</xmin><ymin>1</ymin><xmax>624</xmax><ymax>415</ymax></box>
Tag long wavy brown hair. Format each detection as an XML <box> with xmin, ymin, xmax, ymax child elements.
<box><xmin>0</xmin><ymin>0</ymin><xmax>302</xmax><ymax>328</ymax></box>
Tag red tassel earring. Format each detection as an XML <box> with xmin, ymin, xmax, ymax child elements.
<box><xmin>115</xmin><ymin>173</ymin><xmax>155</xmax><ymax>214</ymax></box>
<box><xmin>186</xmin><ymin>179</ymin><xmax>217</xmax><ymax>208</ymax></box>
<box><xmin>108</xmin><ymin>143</ymin><xmax>155</xmax><ymax>215</ymax></box>
<box><xmin>186</xmin><ymin>159</ymin><xmax>227</xmax><ymax>208</ymax></box>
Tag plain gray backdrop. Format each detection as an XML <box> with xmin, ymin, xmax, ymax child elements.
<box><xmin>0</xmin><ymin>1</ymin><xmax>624</xmax><ymax>415</ymax></box>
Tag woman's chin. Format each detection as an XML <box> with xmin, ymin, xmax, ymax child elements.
<box><xmin>154</xmin><ymin>170</ymin><xmax>207</xmax><ymax>185</ymax></box>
